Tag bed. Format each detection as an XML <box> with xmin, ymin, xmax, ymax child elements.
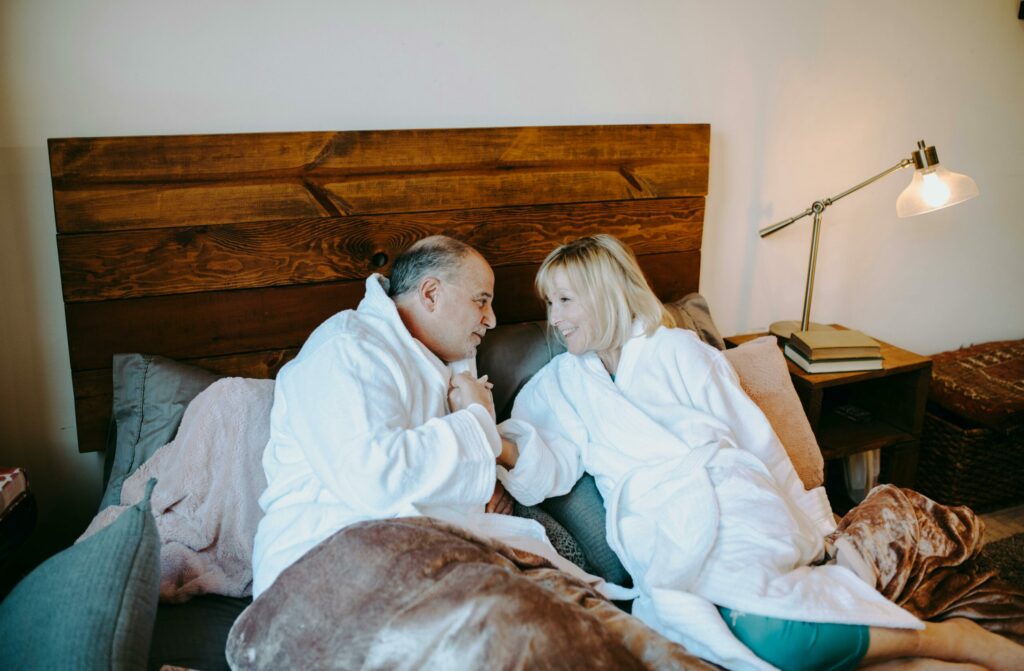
<box><xmin>1</xmin><ymin>124</ymin><xmax>1017</xmax><ymax>670</ymax></box>
<box><xmin>45</xmin><ymin>124</ymin><xmax>713</xmax><ymax>669</ymax></box>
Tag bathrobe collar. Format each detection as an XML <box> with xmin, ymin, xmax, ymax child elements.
<box><xmin>358</xmin><ymin>274</ymin><xmax>475</xmax><ymax>387</ymax></box>
<box><xmin>580</xmin><ymin>320</ymin><xmax>649</xmax><ymax>384</ymax></box>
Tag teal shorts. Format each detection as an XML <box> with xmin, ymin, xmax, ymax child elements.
<box><xmin>718</xmin><ymin>607</ymin><xmax>870</xmax><ymax>671</ymax></box>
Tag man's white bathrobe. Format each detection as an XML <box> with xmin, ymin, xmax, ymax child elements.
<box><xmin>252</xmin><ymin>275</ymin><xmax>611</xmax><ymax>599</ymax></box>
<box><xmin>508</xmin><ymin>326</ymin><xmax>921</xmax><ymax>671</ymax></box>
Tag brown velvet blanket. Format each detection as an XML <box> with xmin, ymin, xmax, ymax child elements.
<box><xmin>227</xmin><ymin>517</ymin><xmax>716</xmax><ymax>670</ymax></box>
<box><xmin>829</xmin><ymin>484</ymin><xmax>1024</xmax><ymax>644</ymax></box>
<box><xmin>228</xmin><ymin>487</ymin><xmax>1024</xmax><ymax>669</ymax></box>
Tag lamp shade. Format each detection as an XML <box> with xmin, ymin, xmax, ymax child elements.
<box><xmin>896</xmin><ymin>145</ymin><xmax>979</xmax><ymax>218</ymax></box>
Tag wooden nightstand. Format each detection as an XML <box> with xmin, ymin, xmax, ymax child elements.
<box><xmin>725</xmin><ymin>328</ymin><xmax>932</xmax><ymax>511</ymax></box>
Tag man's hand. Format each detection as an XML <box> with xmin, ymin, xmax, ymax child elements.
<box><xmin>485</xmin><ymin>481</ymin><xmax>514</xmax><ymax>515</ymax></box>
<box><xmin>448</xmin><ymin>372</ymin><xmax>496</xmax><ymax>420</ymax></box>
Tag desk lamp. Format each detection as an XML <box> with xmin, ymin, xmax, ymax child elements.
<box><xmin>760</xmin><ymin>140</ymin><xmax>979</xmax><ymax>339</ymax></box>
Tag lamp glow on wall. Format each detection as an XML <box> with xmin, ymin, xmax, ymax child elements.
<box><xmin>760</xmin><ymin>140</ymin><xmax>979</xmax><ymax>339</ymax></box>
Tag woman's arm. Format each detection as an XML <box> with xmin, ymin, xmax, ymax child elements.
<box><xmin>500</xmin><ymin>366</ymin><xmax>587</xmax><ymax>506</ymax></box>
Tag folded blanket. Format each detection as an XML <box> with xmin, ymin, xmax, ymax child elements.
<box><xmin>79</xmin><ymin>378</ymin><xmax>273</xmax><ymax>602</ymax></box>
<box><xmin>829</xmin><ymin>484</ymin><xmax>1024</xmax><ymax>644</ymax></box>
<box><xmin>227</xmin><ymin>517</ymin><xmax>716</xmax><ymax>671</ymax></box>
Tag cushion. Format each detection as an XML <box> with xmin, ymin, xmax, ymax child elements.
<box><xmin>0</xmin><ymin>479</ymin><xmax>160</xmax><ymax>670</ymax></box>
<box><xmin>664</xmin><ymin>292</ymin><xmax>726</xmax><ymax>350</ymax></box>
<box><xmin>101</xmin><ymin>353</ymin><xmax>222</xmax><ymax>510</ymax></box>
<box><xmin>929</xmin><ymin>339</ymin><xmax>1024</xmax><ymax>431</ymax></box>
<box><xmin>724</xmin><ymin>335</ymin><xmax>824</xmax><ymax>489</ymax></box>
<box><xmin>540</xmin><ymin>474</ymin><xmax>631</xmax><ymax>587</ymax></box>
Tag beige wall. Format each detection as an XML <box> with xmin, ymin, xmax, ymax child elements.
<box><xmin>1</xmin><ymin>0</ymin><xmax>1022</xmax><ymax>566</ymax></box>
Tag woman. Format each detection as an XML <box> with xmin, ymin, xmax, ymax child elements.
<box><xmin>505</xmin><ymin>235</ymin><xmax>1023</xmax><ymax>671</ymax></box>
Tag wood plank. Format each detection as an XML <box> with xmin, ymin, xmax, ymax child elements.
<box><xmin>55</xmin><ymin>182</ymin><xmax>330</xmax><ymax>233</ymax></box>
<box><xmin>53</xmin><ymin>166</ymin><xmax>707</xmax><ymax>233</ymax></box>
<box><xmin>50</xmin><ymin>125</ymin><xmax>709</xmax><ymax>182</ymax></box>
<box><xmin>57</xmin><ymin>198</ymin><xmax>705</xmax><ymax>302</ymax></box>
<box><xmin>50</xmin><ymin>125</ymin><xmax>710</xmax><ymax>232</ymax></box>
<box><xmin>72</xmin><ymin>369</ymin><xmax>114</xmax><ymax>455</ymax></box>
<box><xmin>65</xmin><ymin>282</ymin><xmax>363</xmax><ymax>371</ymax></box>
<box><xmin>492</xmin><ymin>251</ymin><xmax>700</xmax><ymax>324</ymax></box>
<box><xmin>64</xmin><ymin>250</ymin><xmax>700</xmax><ymax>371</ymax></box>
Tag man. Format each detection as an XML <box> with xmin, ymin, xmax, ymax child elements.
<box><xmin>251</xmin><ymin>236</ymin><xmax>605</xmax><ymax>598</ymax></box>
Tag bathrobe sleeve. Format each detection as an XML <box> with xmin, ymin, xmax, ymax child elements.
<box><xmin>693</xmin><ymin>352</ymin><xmax>836</xmax><ymax>536</ymax></box>
<box><xmin>272</xmin><ymin>335</ymin><xmax>498</xmax><ymax>514</ymax></box>
<box><xmin>502</xmin><ymin>364</ymin><xmax>587</xmax><ymax>506</ymax></box>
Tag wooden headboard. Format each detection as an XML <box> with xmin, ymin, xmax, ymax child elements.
<box><xmin>49</xmin><ymin>124</ymin><xmax>710</xmax><ymax>452</ymax></box>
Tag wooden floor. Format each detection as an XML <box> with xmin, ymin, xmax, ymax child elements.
<box><xmin>980</xmin><ymin>502</ymin><xmax>1024</xmax><ymax>544</ymax></box>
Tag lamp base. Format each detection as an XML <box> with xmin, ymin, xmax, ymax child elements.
<box><xmin>768</xmin><ymin>320</ymin><xmax>836</xmax><ymax>341</ymax></box>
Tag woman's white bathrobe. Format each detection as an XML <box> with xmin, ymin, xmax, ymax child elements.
<box><xmin>506</xmin><ymin>326</ymin><xmax>920</xmax><ymax>671</ymax></box>
<box><xmin>252</xmin><ymin>275</ymin><xmax>608</xmax><ymax>599</ymax></box>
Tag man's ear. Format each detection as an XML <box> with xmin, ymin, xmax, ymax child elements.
<box><xmin>418</xmin><ymin>276</ymin><xmax>442</xmax><ymax>312</ymax></box>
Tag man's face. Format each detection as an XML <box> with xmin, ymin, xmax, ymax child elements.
<box><xmin>430</xmin><ymin>253</ymin><xmax>496</xmax><ymax>362</ymax></box>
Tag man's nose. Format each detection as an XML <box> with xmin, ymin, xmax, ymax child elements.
<box><xmin>482</xmin><ymin>304</ymin><xmax>496</xmax><ymax>329</ymax></box>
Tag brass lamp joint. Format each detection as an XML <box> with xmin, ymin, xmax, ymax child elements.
<box><xmin>911</xmin><ymin>140</ymin><xmax>939</xmax><ymax>170</ymax></box>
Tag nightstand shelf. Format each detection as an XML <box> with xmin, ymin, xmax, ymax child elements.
<box><xmin>816</xmin><ymin>412</ymin><xmax>916</xmax><ymax>460</ymax></box>
<box><xmin>726</xmin><ymin>327</ymin><xmax>932</xmax><ymax>511</ymax></box>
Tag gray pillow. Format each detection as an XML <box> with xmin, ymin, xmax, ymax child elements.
<box><xmin>540</xmin><ymin>474</ymin><xmax>631</xmax><ymax>588</ymax></box>
<box><xmin>0</xmin><ymin>479</ymin><xmax>160</xmax><ymax>670</ymax></box>
<box><xmin>664</xmin><ymin>292</ymin><xmax>725</xmax><ymax>350</ymax></box>
<box><xmin>101</xmin><ymin>354</ymin><xmax>222</xmax><ymax>510</ymax></box>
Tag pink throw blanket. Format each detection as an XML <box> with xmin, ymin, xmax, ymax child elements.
<box><xmin>79</xmin><ymin>378</ymin><xmax>273</xmax><ymax>602</ymax></box>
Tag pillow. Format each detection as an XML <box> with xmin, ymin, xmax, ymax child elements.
<box><xmin>101</xmin><ymin>354</ymin><xmax>222</xmax><ymax>510</ymax></box>
<box><xmin>724</xmin><ymin>335</ymin><xmax>824</xmax><ymax>489</ymax></box>
<box><xmin>664</xmin><ymin>292</ymin><xmax>725</xmax><ymax>350</ymax></box>
<box><xmin>0</xmin><ymin>479</ymin><xmax>160</xmax><ymax>670</ymax></box>
<box><xmin>513</xmin><ymin>502</ymin><xmax>592</xmax><ymax>574</ymax></box>
<box><xmin>539</xmin><ymin>474</ymin><xmax>631</xmax><ymax>588</ymax></box>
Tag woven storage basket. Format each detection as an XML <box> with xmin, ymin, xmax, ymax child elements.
<box><xmin>916</xmin><ymin>410</ymin><xmax>1024</xmax><ymax>511</ymax></box>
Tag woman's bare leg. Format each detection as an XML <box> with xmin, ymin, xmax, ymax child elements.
<box><xmin>862</xmin><ymin>618</ymin><xmax>1024</xmax><ymax>671</ymax></box>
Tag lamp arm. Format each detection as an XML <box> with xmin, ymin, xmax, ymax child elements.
<box><xmin>759</xmin><ymin>157</ymin><xmax>914</xmax><ymax>238</ymax></box>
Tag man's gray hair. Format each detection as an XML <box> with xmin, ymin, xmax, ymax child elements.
<box><xmin>388</xmin><ymin>235</ymin><xmax>475</xmax><ymax>298</ymax></box>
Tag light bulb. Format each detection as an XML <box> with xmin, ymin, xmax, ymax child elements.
<box><xmin>897</xmin><ymin>163</ymin><xmax>979</xmax><ymax>217</ymax></box>
<box><xmin>921</xmin><ymin>170</ymin><xmax>951</xmax><ymax>207</ymax></box>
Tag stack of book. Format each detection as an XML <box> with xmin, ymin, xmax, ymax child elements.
<box><xmin>784</xmin><ymin>329</ymin><xmax>883</xmax><ymax>373</ymax></box>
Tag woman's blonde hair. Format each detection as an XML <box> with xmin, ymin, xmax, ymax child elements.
<box><xmin>535</xmin><ymin>234</ymin><xmax>675</xmax><ymax>352</ymax></box>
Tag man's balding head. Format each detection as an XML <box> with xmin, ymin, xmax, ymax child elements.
<box><xmin>388</xmin><ymin>236</ymin><xmax>476</xmax><ymax>299</ymax></box>
<box><xmin>389</xmin><ymin>236</ymin><xmax>496</xmax><ymax>362</ymax></box>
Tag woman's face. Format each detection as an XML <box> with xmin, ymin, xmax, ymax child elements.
<box><xmin>545</xmin><ymin>268</ymin><xmax>594</xmax><ymax>355</ymax></box>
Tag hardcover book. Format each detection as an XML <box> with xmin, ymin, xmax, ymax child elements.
<box><xmin>790</xmin><ymin>329</ymin><xmax>881</xmax><ymax>361</ymax></box>
<box><xmin>784</xmin><ymin>344</ymin><xmax>884</xmax><ymax>374</ymax></box>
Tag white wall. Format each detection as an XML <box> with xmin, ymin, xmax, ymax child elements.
<box><xmin>1</xmin><ymin>0</ymin><xmax>1022</xmax><ymax>565</ymax></box>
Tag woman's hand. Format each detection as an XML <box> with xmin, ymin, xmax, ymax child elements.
<box><xmin>486</xmin><ymin>481</ymin><xmax>514</xmax><ymax>515</ymax></box>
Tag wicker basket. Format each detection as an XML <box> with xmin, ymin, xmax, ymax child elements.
<box><xmin>916</xmin><ymin>410</ymin><xmax>1024</xmax><ymax>511</ymax></box>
